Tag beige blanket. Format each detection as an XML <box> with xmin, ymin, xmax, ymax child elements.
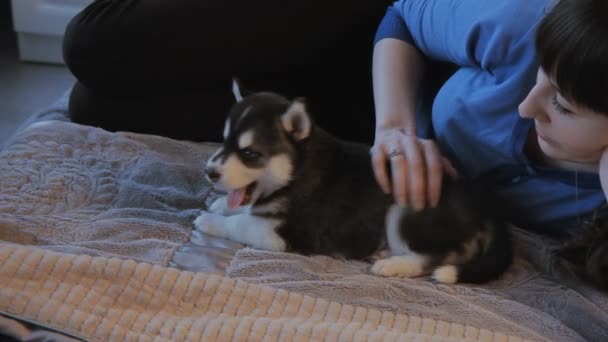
<box><xmin>0</xmin><ymin>242</ymin><xmax>536</xmax><ymax>342</ymax></box>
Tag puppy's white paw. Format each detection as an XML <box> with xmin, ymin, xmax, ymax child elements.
<box><xmin>371</xmin><ymin>256</ymin><xmax>425</xmax><ymax>278</ymax></box>
<box><xmin>208</xmin><ymin>196</ymin><xmax>247</xmax><ymax>216</ymax></box>
<box><xmin>432</xmin><ymin>265</ymin><xmax>459</xmax><ymax>284</ymax></box>
<box><xmin>209</xmin><ymin>196</ymin><xmax>228</xmax><ymax>214</ymax></box>
<box><xmin>193</xmin><ymin>211</ymin><xmax>227</xmax><ymax>238</ymax></box>
<box><xmin>261</xmin><ymin>235</ymin><xmax>287</xmax><ymax>252</ymax></box>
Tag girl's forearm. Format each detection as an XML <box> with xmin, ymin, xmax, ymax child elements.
<box><xmin>372</xmin><ymin>38</ymin><xmax>425</xmax><ymax>136</ymax></box>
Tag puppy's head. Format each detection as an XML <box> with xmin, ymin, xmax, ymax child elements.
<box><xmin>205</xmin><ymin>79</ymin><xmax>312</xmax><ymax>209</ymax></box>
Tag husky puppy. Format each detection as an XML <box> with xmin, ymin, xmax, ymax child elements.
<box><xmin>193</xmin><ymin>81</ymin><xmax>513</xmax><ymax>284</ymax></box>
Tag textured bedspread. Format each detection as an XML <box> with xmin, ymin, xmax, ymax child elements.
<box><xmin>0</xmin><ymin>242</ymin><xmax>539</xmax><ymax>342</ymax></box>
<box><xmin>1</xmin><ymin>120</ymin><xmax>206</xmax><ymax>263</ymax></box>
<box><xmin>227</xmin><ymin>236</ymin><xmax>608</xmax><ymax>342</ymax></box>
<box><xmin>0</xmin><ymin>93</ymin><xmax>607</xmax><ymax>341</ymax></box>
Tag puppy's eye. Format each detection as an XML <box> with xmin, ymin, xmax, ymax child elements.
<box><xmin>240</xmin><ymin>148</ymin><xmax>262</xmax><ymax>161</ymax></box>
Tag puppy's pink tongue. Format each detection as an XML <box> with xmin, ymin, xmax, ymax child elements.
<box><xmin>227</xmin><ymin>188</ymin><xmax>246</xmax><ymax>209</ymax></box>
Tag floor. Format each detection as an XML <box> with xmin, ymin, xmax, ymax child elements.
<box><xmin>0</xmin><ymin>1</ymin><xmax>76</xmax><ymax>146</ymax></box>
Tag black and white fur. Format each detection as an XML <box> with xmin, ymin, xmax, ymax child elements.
<box><xmin>193</xmin><ymin>81</ymin><xmax>513</xmax><ymax>284</ymax></box>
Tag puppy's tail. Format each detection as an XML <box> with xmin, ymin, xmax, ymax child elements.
<box><xmin>433</xmin><ymin>222</ymin><xmax>513</xmax><ymax>284</ymax></box>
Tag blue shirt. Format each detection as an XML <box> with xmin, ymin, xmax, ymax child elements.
<box><xmin>375</xmin><ymin>0</ymin><xmax>607</xmax><ymax>235</ymax></box>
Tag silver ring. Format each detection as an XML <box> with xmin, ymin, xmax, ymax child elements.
<box><xmin>389</xmin><ymin>150</ymin><xmax>404</xmax><ymax>158</ymax></box>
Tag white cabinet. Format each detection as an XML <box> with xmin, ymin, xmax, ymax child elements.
<box><xmin>11</xmin><ymin>0</ymin><xmax>93</xmax><ymax>64</ymax></box>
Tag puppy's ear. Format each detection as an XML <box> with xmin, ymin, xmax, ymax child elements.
<box><xmin>232</xmin><ymin>77</ymin><xmax>256</xmax><ymax>103</ymax></box>
<box><xmin>232</xmin><ymin>78</ymin><xmax>245</xmax><ymax>102</ymax></box>
<box><xmin>281</xmin><ymin>98</ymin><xmax>312</xmax><ymax>141</ymax></box>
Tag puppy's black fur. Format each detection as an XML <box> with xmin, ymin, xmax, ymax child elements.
<box><xmin>558</xmin><ymin>220</ymin><xmax>608</xmax><ymax>290</ymax></box>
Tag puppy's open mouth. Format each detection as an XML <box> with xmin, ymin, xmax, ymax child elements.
<box><xmin>227</xmin><ymin>182</ymin><xmax>257</xmax><ymax>209</ymax></box>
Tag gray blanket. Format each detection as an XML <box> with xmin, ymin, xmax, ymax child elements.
<box><xmin>0</xmin><ymin>118</ymin><xmax>219</xmax><ymax>265</ymax></box>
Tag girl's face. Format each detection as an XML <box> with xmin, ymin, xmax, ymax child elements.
<box><xmin>519</xmin><ymin>68</ymin><xmax>608</xmax><ymax>164</ymax></box>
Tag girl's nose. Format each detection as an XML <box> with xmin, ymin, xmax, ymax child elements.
<box><xmin>518</xmin><ymin>86</ymin><xmax>549</xmax><ymax>123</ymax></box>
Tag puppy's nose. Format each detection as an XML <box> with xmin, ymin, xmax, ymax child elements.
<box><xmin>206</xmin><ymin>167</ymin><xmax>220</xmax><ymax>182</ymax></box>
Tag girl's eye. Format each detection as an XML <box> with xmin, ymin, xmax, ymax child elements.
<box><xmin>552</xmin><ymin>94</ymin><xmax>573</xmax><ymax>116</ymax></box>
<box><xmin>240</xmin><ymin>148</ymin><xmax>262</xmax><ymax>161</ymax></box>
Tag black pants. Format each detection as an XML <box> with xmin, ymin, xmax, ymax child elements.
<box><xmin>63</xmin><ymin>0</ymin><xmax>393</xmax><ymax>143</ymax></box>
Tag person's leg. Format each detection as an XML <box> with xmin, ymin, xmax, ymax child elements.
<box><xmin>63</xmin><ymin>0</ymin><xmax>392</xmax><ymax>143</ymax></box>
<box><xmin>68</xmin><ymin>81</ymin><xmax>232</xmax><ymax>141</ymax></box>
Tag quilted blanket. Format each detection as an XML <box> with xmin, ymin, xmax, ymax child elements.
<box><xmin>0</xmin><ymin>93</ymin><xmax>607</xmax><ymax>341</ymax></box>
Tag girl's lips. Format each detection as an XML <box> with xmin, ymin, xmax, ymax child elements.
<box><xmin>535</xmin><ymin>126</ymin><xmax>556</xmax><ymax>146</ymax></box>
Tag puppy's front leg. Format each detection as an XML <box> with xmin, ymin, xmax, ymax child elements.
<box><xmin>193</xmin><ymin>211</ymin><xmax>286</xmax><ymax>252</ymax></box>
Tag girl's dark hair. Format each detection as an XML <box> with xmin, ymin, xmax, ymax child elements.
<box><xmin>536</xmin><ymin>0</ymin><xmax>608</xmax><ymax>115</ymax></box>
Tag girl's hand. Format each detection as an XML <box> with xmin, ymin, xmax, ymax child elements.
<box><xmin>371</xmin><ymin>127</ymin><xmax>458</xmax><ymax>210</ymax></box>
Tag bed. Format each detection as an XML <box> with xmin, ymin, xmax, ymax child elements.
<box><xmin>0</xmin><ymin>91</ymin><xmax>606</xmax><ymax>342</ymax></box>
